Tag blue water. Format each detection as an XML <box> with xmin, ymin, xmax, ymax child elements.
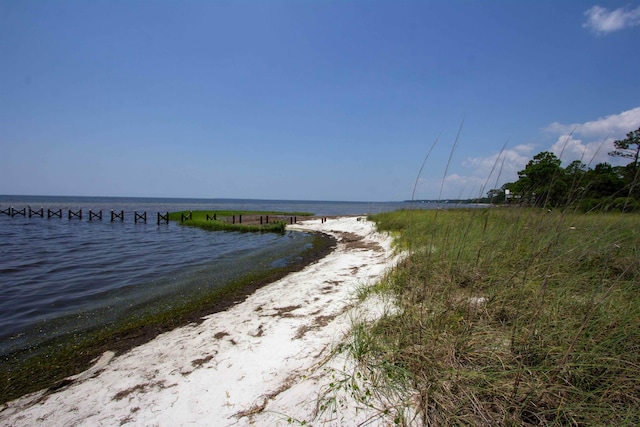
<box><xmin>0</xmin><ymin>196</ymin><xmax>413</xmax><ymax>357</ymax></box>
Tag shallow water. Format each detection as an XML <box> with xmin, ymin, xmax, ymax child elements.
<box><xmin>0</xmin><ymin>196</ymin><xmax>412</xmax><ymax>357</ymax></box>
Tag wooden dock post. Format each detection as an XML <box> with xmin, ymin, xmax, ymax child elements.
<box><xmin>11</xmin><ymin>207</ymin><xmax>26</xmax><ymax>217</ymax></box>
<box><xmin>48</xmin><ymin>208</ymin><xmax>62</xmax><ymax>218</ymax></box>
<box><xmin>135</xmin><ymin>211</ymin><xmax>147</xmax><ymax>223</ymax></box>
<box><xmin>29</xmin><ymin>207</ymin><xmax>44</xmax><ymax>218</ymax></box>
<box><xmin>260</xmin><ymin>216</ymin><xmax>263</xmax><ymax>224</ymax></box>
<box><xmin>239</xmin><ymin>214</ymin><xmax>242</xmax><ymax>224</ymax></box>
<box><xmin>89</xmin><ymin>210</ymin><xmax>103</xmax><ymax>221</ymax></box>
<box><xmin>111</xmin><ymin>210</ymin><xmax>124</xmax><ymax>222</ymax></box>
<box><xmin>68</xmin><ymin>209</ymin><xmax>82</xmax><ymax>220</ymax></box>
<box><xmin>232</xmin><ymin>215</ymin><xmax>235</xmax><ymax>224</ymax></box>
<box><xmin>157</xmin><ymin>212</ymin><xmax>169</xmax><ymax>225</ymax></box>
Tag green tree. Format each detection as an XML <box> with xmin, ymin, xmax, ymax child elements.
<box><xmin>564</xmin><ymin>159</ymin><xmax>588</xmax><ymax>177</ymax></box>
<box><xmin>564</xmin><ymin>160</ymin><xmax>588</xmax><ymax>206</ymax></box>
<box><xmin>486</xmin><ymin>188</ymin><xmax>505</xmax><ymax>204</ymax></box>
<box><xmin>584</xmin><ymin>163</ymin><xmax>625</xmax><ymax>199</ymax></box>
<box><xmin>505</xmin><ymin>146</ymin><xmax>640</xmax><ymax>211</ymax></box>
<box><xmin>609</xmin><ymin>127</ymin><xmax>640</xmax><ymax>175</ymax></box>
<box><xmin>609</xmin><ymin>128</ymin><xmax>640</xmax><ymax>201</ymax></box>
<box><xmin>515</xmin><ymin>151</ymin><xmax>566</xmax><ymax>207</ymax></box>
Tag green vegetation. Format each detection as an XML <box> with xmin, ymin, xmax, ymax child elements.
<box><xmin>484</xmin><ymin>127</ymin><xmax>640</xmax><ymax>211</ymax></box>
<box><xmin>169</xmin><ymin>210</ymin><xmax>313</xmax><ymax>232</ymax></box>
<box><xmin>332</xmin><ymin>208</ymin><xmax>639</xmax><ymax>425</ymax></box>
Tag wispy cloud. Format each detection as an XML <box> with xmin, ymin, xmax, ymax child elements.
<box><xmin>583</xmin><ymin>5</ymin><xmax>640</xmax><ymax>35</ymax></box>
<box><xmin>418</xmin><ymin>145</ymin><xmax>536</xmax><ymax>198</ymax></box>
<box><xmin>462</xmin><ymin>144</ymin><xmax>535</xmax><ymax>184</ymax></box>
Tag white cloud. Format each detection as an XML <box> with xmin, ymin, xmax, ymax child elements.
<box><xmin>545</xmin><ymin>107</ymin><xmax>640</xmax><ymax>138</ymax></box>
<box><xmin>549</xmin><ymin>134</ymin><xmax>614</xmax><ymax>166</ymax></box>
<box><xmin>583</xmin><ymin>5</ymin><xmax>640</xmax><ymax>35</ymax></box>
<box><xmin>546</xmin><ymin>106</ymin><xmax>640</xmax><ymax>166</ymax></box>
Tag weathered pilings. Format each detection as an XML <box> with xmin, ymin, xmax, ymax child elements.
<box><xmin>110</xmin><ymin>210</ymin><xmax>124</xmax><ymax>222</ymax></box>
<box><xmin>89</xmin><ymin>210</ymin><xmax>102</xmax><ymax>221</ymax></box>
<box><xmin>11</xmin><ymin>207</ymin><xmax>26</xmax><ymax>217</ymax></box>
<box><xmin>0</xmin><ymin>206</ymin><xmax>180</xmax><ymax>225</ymax></box>
<box><xmin>157</xmin><ymin>212</ymin><xmax>169</xmax><ymax>225</ymax></box>
<box><xmin>69</xmin><ymin>209</ymin><xmax>82</xmax><ymax>220</ymax></box>
<box><xmin>48</xmin><ymin>208</ymin><xmax>62</xmax><ymax>218</ymax></box>
<box><xmin>29</xmin><ymin>207</ymin><xmax>44</xmax><ymax>218</ymax></box>
<box><xmin>134</xmin><ymin>211</ymin><xmax>147</xmax><ymax>223</ymax></box>
<box><xmin>1</xmin><ymin>207</ymin><xmax>308</xmax><ymax>228</ymax></box>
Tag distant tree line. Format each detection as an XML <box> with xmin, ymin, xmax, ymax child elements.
<box><xmin>483</xmin><ymin>127</ymin><xmax>640</xmax><ymax>212</ymax></box>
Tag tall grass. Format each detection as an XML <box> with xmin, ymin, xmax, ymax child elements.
<box><xmin>340</xmin><ymin>207</ymin><xmax>640</xmax><ymax>425</ymax></box>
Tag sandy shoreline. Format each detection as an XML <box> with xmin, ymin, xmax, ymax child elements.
<box><xmin>1</xmin><ymin>217</ymin><xmax>400</xmax><ymax>426</ymax></box>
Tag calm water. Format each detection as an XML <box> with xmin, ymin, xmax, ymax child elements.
<box><xmin>0</xmin><ymin>196</ymin><xmax>412</xmax><ymax>357</ymax></box>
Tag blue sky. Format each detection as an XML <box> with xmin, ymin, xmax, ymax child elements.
<box><xmin>2</xmin><ymin>1</ymin><xmax>639</xmax><ymax>201</ymax></box>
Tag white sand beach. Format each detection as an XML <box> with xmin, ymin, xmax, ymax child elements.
<box><xmin>1</xmin><ymin>217</ymin><xmax>402</xmax><ymax>426</ymax></box>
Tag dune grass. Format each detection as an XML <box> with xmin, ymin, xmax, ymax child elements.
<box><xmin>332</xmin><ymin>207</ymin><xmax>640</xmax><ymax>425</ymax></box>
